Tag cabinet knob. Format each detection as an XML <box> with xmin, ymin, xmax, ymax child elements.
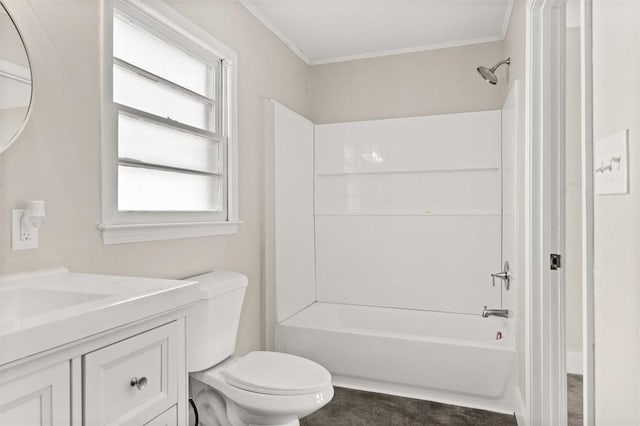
<box><xmin>130</xmin><ymin>376</ymin><xmax>148</xmax><ymax>390</ymax></box>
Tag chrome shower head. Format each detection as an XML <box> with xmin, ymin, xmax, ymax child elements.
<box><xmin>477</xmin><ymin>65</ymin><xmax>498</xmax><ymax>85</ymax></box>
<box><xmin>477</xmin><ymin>57</ymin><xmax>511</xmax><ymax>85</ymax></box>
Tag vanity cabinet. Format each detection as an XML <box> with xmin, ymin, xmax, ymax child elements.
<box><xmin>0</xmin><ymin>315</ymin><xmax>189</xmax><ymax>426</ymax></box>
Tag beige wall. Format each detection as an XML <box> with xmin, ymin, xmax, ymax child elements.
<box><xmin>0</xmin><ymin>10</ymin><xmax>29</xmax><ymax>68</ymax></box>
<box><xmin>565</xmin><ymin>27</ymin><xmax>583</xmax><ymax>357</ymax></box>
<box><xmin>309</xmin><ymin>41</ymin><xmax>507</xmax><ymax>124</ymax></box>
<box><xmin>0</xmin><ymin>107</ymin><xmax>28</xmax><ymax>147</ymax></box>
<box><xmin>0</xmin><ymin>0</ymin><xmax>310</xmax><ymax>355</ymax></box>
<box><xmin>593</xmin><ymin>0</ymin><xmax>640</xmax><ymax>424</ymax></box>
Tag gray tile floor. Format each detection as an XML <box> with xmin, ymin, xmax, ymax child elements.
<box><xmin>568</xmin><ymin>374</ymin><xmax>583</xmax><ymax>426</ymax></box>
<box><xmin>302</xmin><ymin>375</ymin><xmax>584</xmax><ymax>425</ymax></box>
<box><xmin>301</xmin><ymin>387</ymin><xmax>516</xmax><ymax>426</ymax></box>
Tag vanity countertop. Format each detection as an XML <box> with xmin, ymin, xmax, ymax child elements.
<box><xmin>0</xmin><ymin>268</ymin><xmax>200</xmax><ymax>367</ymax></box>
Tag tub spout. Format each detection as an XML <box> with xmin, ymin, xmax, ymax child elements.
<box><xmin>482</xmin><ymin>306</ymin><xmax>509</xmax><ymax>318</ymax></box>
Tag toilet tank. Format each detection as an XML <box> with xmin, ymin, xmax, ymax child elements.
<box><xmin>186</xmin><ymin>271</ymin><xmax>248</xmax><ymax>372</ymax></box>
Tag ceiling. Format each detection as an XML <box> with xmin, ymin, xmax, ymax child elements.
<box><xmin>238</xmin><ymin>0</ymin><xmax>514</xmax><ymax>65</ymax></box>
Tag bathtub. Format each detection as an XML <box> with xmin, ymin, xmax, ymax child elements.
<box><xmin>276</xmin><ymin>302</ymin><xmax>517</xmax><ymax>413</ymax></box>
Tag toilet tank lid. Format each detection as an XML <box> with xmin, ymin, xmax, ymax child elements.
<box><xmin>185</xmin><ymin>271</ymin><xmax>248</xmax><ymax>299</ymax></box>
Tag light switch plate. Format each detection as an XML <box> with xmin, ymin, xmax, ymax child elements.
<box><xmin>595</xmin><ymin>130</ymin><xmax>628</xmax><ymax>195</ymax></box>
<box><xmin>11</xmin><ymin>209</ymin><xmax>39</xmax><ymax>250</ymax></box>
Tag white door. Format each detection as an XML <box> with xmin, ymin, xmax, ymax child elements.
<box><xmin>527</xmin><ymin>0</ymin><xmax>568</xmax><ymax>424</ymax></box>
<box><xmin>0</xmin><ymin>361</ymin><xmax>71</xmax><ymax>426</ymax></box>
<box><xmin>580</xmin><ymin>0</ymin><xmax>595</xmax><ymax>422</ymax></box>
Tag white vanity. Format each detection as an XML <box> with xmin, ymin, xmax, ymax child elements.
<box><xmin>0</xmin><ymin>269</ymin><xmax>201</xmax><ymax>425</ymax></box>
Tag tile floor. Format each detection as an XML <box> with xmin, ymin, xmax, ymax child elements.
<box><xmin>302</xmin><ymin>374</ymin><xmax>584</xmax><ymax>425</ymax></box>
<box><xmin>301</xmin><ymin>387</ymin><xmax>516</xmax><ymax>426</ymax></box>
<box><xmin>568</xmin><ymin>374</ymin><xmax>583</xmax><ymax>426</ymax></box>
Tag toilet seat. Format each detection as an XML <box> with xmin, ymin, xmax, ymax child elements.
<box><xmin>190</xmin><ymin>353</ymin><xmax>334</xmax><ymax>424</ymax></box>
<box><xmin>222</xmin><ymin>351</ymin><xmax>332</xmax><ymax>396</ymax></box>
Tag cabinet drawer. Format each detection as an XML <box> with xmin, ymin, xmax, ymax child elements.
<box><xmin>84</xmin><ymin>322</ymin><xmax>179</xmax><ymax>425</ymax></box>
<box><xmin>144</xmin><ymin>405</ymin><xmax>177</xmax><ymax>425</ymax></box>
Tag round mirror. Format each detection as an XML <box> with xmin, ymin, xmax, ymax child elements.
<box><xmin>0</xmin><ymin>1</ymin><xmax>32</xmax><ymax>154</ymax></box>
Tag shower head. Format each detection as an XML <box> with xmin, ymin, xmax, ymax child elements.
<box><xmin>477</xmin><ymin>57</ymin><xmax>511</xmax><ymax>85</ymax></box>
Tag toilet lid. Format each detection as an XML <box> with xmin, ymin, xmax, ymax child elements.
<box><xmin>222</xmin><ymin>351</ymin><xmax>332</xmax><ymax>396</ymax></box>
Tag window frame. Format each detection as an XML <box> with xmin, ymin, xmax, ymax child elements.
<box><xmin>99</xmin><ymin>0</ymin><xmax>239</xmax><ymax>244</ymax></box>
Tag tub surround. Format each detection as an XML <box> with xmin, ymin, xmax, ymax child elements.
<box><xmin>270</xmin><ymin>102</ymin><xmax>517</xmax><ymax>413</ymax></box>
<box><xmin>272</xmin><ymin>105</ymin><xmax>506</xmax><ymax>319</ymax></box>
<box><xmin>313</xmin><ymin>111</ymin><xmax>503</xmax><ymax>315</ymax></box>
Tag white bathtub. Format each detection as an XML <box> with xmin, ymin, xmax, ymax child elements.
<box><xmin>276</xmin><ymin>302</ymin><xmax>517</xmax><ymax>413</ymax></box>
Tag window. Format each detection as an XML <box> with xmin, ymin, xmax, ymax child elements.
<box><xmin>100</xmin><ymin>0</ymin><xmax>239</xmax><ymax>244</ymax></box>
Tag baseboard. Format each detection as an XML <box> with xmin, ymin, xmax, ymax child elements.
<box><xmin>515</xmin><ymin>387</ymin><xmax>527</xmax><ymax>425</ymax></box>
<box><xmin>566</xmin><ymin>351</ymin><xmax>583</xmax><ymax>375</ymax></box>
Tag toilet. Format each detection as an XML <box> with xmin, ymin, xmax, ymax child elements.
<box><xmin>186</xmin><ymin>271</ymin><xmax>334</xmax><ymax>426</ymax></box>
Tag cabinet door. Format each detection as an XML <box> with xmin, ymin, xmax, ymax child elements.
<box><xmin>0</xmin><ymin>361</ymin><xmax>71</xmax><ymax>426</ymax></box>
<box><xmin>84</xmin><ymin>322</ymin><xmax>179</xmax><ymax>425</ymax></box>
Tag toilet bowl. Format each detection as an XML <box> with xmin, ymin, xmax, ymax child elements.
<box><xmin>191</xmin><ymin>353</ymin><xmax>334</xmax><ymax>426</ymax></box>
<box><xmin>186</xmin><ymin>271</ymin><xmax>334</xmax><ymax>425</ymax></box>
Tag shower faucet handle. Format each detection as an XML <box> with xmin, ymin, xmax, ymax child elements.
<box><xmin>491</xmin><ymin>261</ymin><xmax>511</xmax><ymax>291</ymax></box>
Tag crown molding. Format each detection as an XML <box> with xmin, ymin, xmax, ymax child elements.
<box><xmin>500</xmin><ymin>0</ymin><xmax>516</xmax><ymax>39</ymax></box>
<box><xmin>309</xmin><ymin>35</ymin><xmax>506</xmax><ymax>65</ymax></box>
<box><xmin>237</xmin><ymin>0</ymin><xmax>311</xmax><ymax>65</ymax></box>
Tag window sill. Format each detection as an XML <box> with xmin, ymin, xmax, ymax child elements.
<box><xmin>98</xmin><ymin>221</ymin><xmax>241</xmax><ymax>245</ymax></box>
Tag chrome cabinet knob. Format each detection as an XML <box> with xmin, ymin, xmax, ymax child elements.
<box><xmin>130</xmin><ymin>376</ymin><xmax>148</xmax><ymax>390</ymax></box>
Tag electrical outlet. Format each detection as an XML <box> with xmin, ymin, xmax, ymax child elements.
<box><xmin>11</xmin><ymin>209</ymin><xmax>39</xmax><ymax>250</ymax></box>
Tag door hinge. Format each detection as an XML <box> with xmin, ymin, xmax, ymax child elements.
<box><xmin>550</xmin><ymin>253</ymin><xmax>562</xmax><ymax>270</ymax></box>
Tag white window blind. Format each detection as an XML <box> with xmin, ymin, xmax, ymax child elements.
<box><xmin>113</xmin><ymin>14</ymin><xmax>211</xmax><ymax>97</ymax></box>
<box><xmin>100</xmin><ymin>0</ymin><xmax>238</xmax><ymax>244</ymax></box>
<box><xmin>113</xmin><ymin>11</ymin><xmax>225</xmax><ymax>213</ymax></box>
